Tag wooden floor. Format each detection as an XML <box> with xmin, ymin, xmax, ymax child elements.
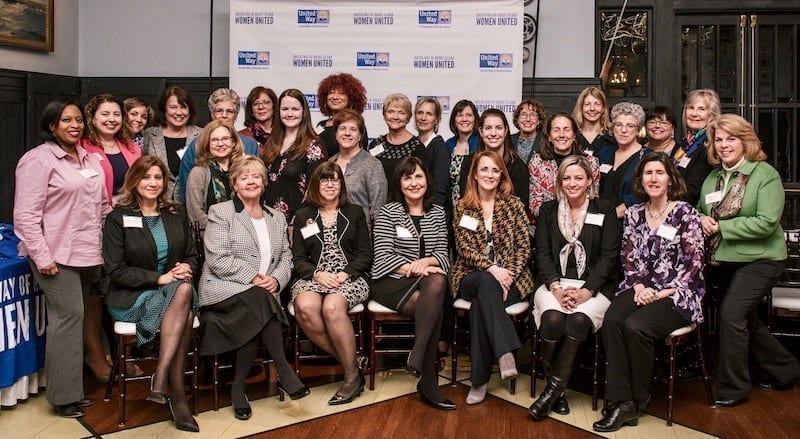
<box><xmin>2</xmin><ymin>351</ymin><xmax>800</xmax><ymax>438</ymax></box>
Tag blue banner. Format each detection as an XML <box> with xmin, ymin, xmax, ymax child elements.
<box><xmin>0</xmin><ymin>258</ymin><xmax>45</xmax><ymax>389</ymax></box>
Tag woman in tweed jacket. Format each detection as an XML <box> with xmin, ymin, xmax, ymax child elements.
<box><xmin>372</xmin><ymin>157</ymin><xmax>455</xmax><ymax>410</ymax></box>
<box><xmin>451</xmin><ymin>150</ymin><xmax>534</xmax><ymax>405</ymax></box>
<box><xmin>198</xmin><ymin>156</ymin><xmax>308</xmax><ymax>421</ymax></box>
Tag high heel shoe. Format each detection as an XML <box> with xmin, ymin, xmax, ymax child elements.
<box><xmin>169</xmin><ymin>399</ymin><xmax>200</xmax><ymax>433</ymax></box>
<box><xmin>357</xmin><ymin>355</ymin><xmax>369</xmax><ymax>372</ymax></box>
<box><xmin>417</xmin><ymin>381</ymin><xmax>456</xmax><ymax>410</ymax></box>
<box><xmin>233</xmin><ymin>394</ymin><xmax>252</xmax><ymax>421</ymax></box>
<box><xmin>405</xmin><ymin>353</ymin><xmax>422</xmax><ymax>378</ymax></box>
<box><xmin>146</xmin><ymin>373</ymin><xmax>168</xmax><ymax>405</ymax></box>
<box><xmin>277</xmin><ymin>381</ymin><xmax>311</xmax><ymax>400</ymax></box>
<box><xmin>328</xmin><ymin>375</ymin><xmax>365</xmax><ymax>405</ymax></box>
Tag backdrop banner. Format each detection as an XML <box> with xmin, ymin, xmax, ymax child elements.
<box><xmin>229</xmin><ymin>0</ymin><xmax>523</xmax><ymax>141</ymax></box>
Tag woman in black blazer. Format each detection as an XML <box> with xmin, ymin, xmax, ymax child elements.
<box><xmin>103</xmin><ymin>156</ymin><xmax>199</xmax><ymax>432</ymax></box>
<box><xmin>528</xmin><ymin>155</ymin><xmax>620</xmax><ymax>421</ymax></box>
<box><xmin>291</xmin><ymin>161</ymin><xmax>372</xmax><ymax>405</ymax></box>
<box><xmin>372</xmin><ymin>156</ymin><xmax>454</xmax><ymax>410</ymax></box>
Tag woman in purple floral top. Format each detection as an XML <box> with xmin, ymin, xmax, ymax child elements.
<box><xmin>261</xmin><ymin>88</ymin><xmax>328</xmax><ymax>221</ymax></box>
<box><xmin>594</xmin><ymin>152</ymin><xmax>705</xmax><ymax>433</ymax></box>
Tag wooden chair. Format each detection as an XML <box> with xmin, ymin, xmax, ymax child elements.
<box><xmin>768</xmin><ymin>229</ymin><xmax>800</xmax><ymax>337</ymax></box>
<box><xmin>210</xmin><ymin>346</ymin><xmax>284</xmax><ymax>411</ymax></box>
<box><xmin>367</xmin><ymin>300</ymin><xmax>415</xmax><ymax>390</ymax></box>
<box><xmin>287</xmin><ymin>300</ymin><xmax>366</xmax><ymax>375</ymax></box>
<box><xmin>662</xmin><ymin>323</ymin><xmax>714</xmax><ymax>426</ymax></box>
<box><xmin>104</xmin><ymin>316</ymin><xmax>200</xmax><ymax>426</ymax></box>
<box><xmin>450</xmin><ymin>298</ymin><xmax>529</xmax><ymax>394</ymax></box>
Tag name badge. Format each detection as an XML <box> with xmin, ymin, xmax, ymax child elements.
<box><xmin>678</xmin><ymin>157</ymin><xmax>691</xmax><ymax>168</ymax></box>
<box><xmin>78</xmin><ymin>168</ymin><xmax>99</xmax><ymax>179</ymax></box>
<box><xmin>585</xmin><ymin>213</ymin><xmax>605</xmax><ymax>226</ymax></box>
<box><xmin>396</xmin><ymin>226</ymin><xmax>413</xmax><ymax>238</ymax></box>
<box><xmin>599</xmin><ymin>164</ymin><xmax>612</xmax><ymax>174</ymax></box>
<box><xmin>585</xmin><ymin>150</ymin><xmax>594</xmax><ymax>156</ymax></box>
<box><xmin>122</xmin><ymin>215</ymin><xmax>143</xmax><ymax>228</ymax></box>
<box><xmin>176</xmin><ymin>146</ymin><xmax>188</xmax><ymax>160</ymax></box>
<box><xmin>458</xmin><ymin>215</ymin><xmax>479</xmax><ymax>231</ymax></box>
<box><xmin>560</xmin><ymin>278</ymin><xmax>586</xmax><ymax>289</ymax></box>
<box><xmin>300</xmin><ymin>222</ymin><xmax>321</xmax><ymax>239</ymax></box>
<box><xmin>705</xmin><ymin>191</ymin><xmax>723</xmax><ymax>205</ymax></box>
<box><xmin>369</xmin><ymin>144</ymin><xmax>385</xmax><ymax>157</ymax></box>
<box><xmin>656</xmin><ymin>224</ymin><xmax>678</xmax><ymax>241</ymax></box>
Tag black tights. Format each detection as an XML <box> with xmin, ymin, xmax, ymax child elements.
<box><xmin>401</xmin><ymin>274</ymin><xmax>447</xmax><ymax>401</ymax></box>
<box><xmin>539</xmin><ymin>310</ymin><xmax>592</xmax><ymax>342</ymax></box>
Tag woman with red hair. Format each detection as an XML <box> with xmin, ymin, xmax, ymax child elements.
<box><xmin>316</xmin><ymin>73</ymin><xmax>368</xmax><ymax>155</ymax></box>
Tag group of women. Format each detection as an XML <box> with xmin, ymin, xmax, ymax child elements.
<box><xmin>12</xmin><ymin>76</ymin><xmax>800</xmax><ymax>433</ymax></box>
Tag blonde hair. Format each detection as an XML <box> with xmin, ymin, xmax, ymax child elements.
<box><xmin>707</xmin><ymin>114</ymin><xmax>766</xmax><ymax>165</ymax></box>
<box><xmin>682</xmin><ymin>89</ymin><xmax>721</xmax><ymax>134</ymax></box>
<box><xmin>458</xmin><ymin>150</ymin><xmax>513</xmax><ymax>210</ymax></box>
<box><xmin>554</xmin><ymin>155</ymin><xmax>598</xmax><ymax>201</ymax></box>
<box><xmin>194</xmin><ymin>120</ymin><xmax>244</xmax><ymax>167</ymax></box>
<box><xmin>382</xmin><ymin>93</ymin><xmax>412</xmax><ymax>123</ymax></box>
<box><xmin>572</xmin><ymin>86</ymin><xmax>610</xmax><ymax>131</ymax></box>
<box><xmin>229</xmin><ymin>155</ymin><xmax>268</xmax><ymax>191</ymax></box>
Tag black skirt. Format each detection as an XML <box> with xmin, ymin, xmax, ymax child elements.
<box><xmin>371</xmin><ymin>276</ymin><xmax>421</xmax><ymax>311</ymax></box>
<box><xmin>199</xmin><ymin>286</ymin><xmax>288</xmax><ymax>356</ymax></box>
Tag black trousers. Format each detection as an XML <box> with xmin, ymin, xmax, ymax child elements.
<box><xmin>711</xmin><ymin>260</ymin><xmax>800</xmax><ymax>399</ymax></box>
<box><xmin>602</xmin><ymin>289</ymin><xmax>688</xmax><ymax>404</ymax></box>
<box><xmin>458</xmin><ymin>270</ymin><xmax>522</xmax><ymax>386</ymax></box>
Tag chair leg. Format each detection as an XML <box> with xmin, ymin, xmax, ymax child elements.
<box><xmin>212</xmin><ymin>354</ymin><xmax>220</xmax><ymax>411</ymax></box>
<box><xmin>592</xmin><ymin>332</ymin><xmax>600</xmax><ymax>411</ymax></box>
<box><xmin>192</xmin><ymin>330</ymin><xmax>199</xmax><ymax>415</ymax></box>
<box><xmin>104</xmin><ymin>343</ymin><xmax>120</xmax><ymax>401</ymax></box>
<box><xmin>369</xmin><ymin>314</ymin><xmax>377</xmax><ymax>391</ymax></box>
<box><xmin>451</xmin><ymin>311</ymin><xmax>459</xmax><ymax>386</ymax></box>
<box><xmin>294</xmin><ymin>320</ymin><xmax>302</xmax><ymax>375</ymax></box>
<box><xmin>667</xmin><ymin>339</ymin><xmax>677</xmax><ymax>426</ymax></box>
<box><xmin>696</xmin><ymin>329</ymin><xmax>715</xmax><ymax>406</ymax></box>
<box><xmin>118</xmin><ymin>335</ymin><xmax>127</xmax><ymax>426</ymax></box>
<box><xmin>530</xmin><ymin>325</ymin><xmax>538</xmax><ymax>398</ymax></box>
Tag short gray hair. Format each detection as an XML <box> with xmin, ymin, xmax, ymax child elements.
<box><xmin>610</xmin><ymin>101</ymin><xmax>645</xmax><ymax>128</ymax></box>
<box><xmin>208</xmin><ymin>88</ymin><xmax>241</xmax><ymax>113</ymax></box>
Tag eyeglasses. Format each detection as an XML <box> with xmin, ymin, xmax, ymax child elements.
<box><xmin>253</xmin><ymin>100</ymin><xmax>272</xmax><ymax>107</ymax></box>
<box><xmin>478</xmin><ymin>167</ymin><xmax>502</xmax><ymax>176</ymax></box>
<box><xmin>518</xmin><ymin>112</ymin><xmax>539</xmax><ymax>120</ymax></box>
<box><xmin>209</xmin><ymin>136</ymin><xmax>232</xmax><ymax>145</ymax></box>
<box><xmin>321</xmin><ymin>178</ymin><xmax>341</xmax><ymax>186</ymax></box>
<box><xmin>613</xmin><ymin>122</ymin><xmax>639</xmax><ymax>131</ymax></box>
<box><xmin>646</xmin><ymin>119</ymin><xmax>671</xmax><ymax>127</ymax></box>
<box><xmin>212</xmin><ymin>108</ymin><xmax>237</xmax><ymax>116</ymax></box>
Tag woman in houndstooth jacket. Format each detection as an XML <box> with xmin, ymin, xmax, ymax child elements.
<box><xmin>198</xmin><ymin>156</ymin><xmax>309</xmax><ymax>421</ymax></box>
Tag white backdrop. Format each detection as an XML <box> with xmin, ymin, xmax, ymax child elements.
<box><xmin>229</xmin><ymin>0</ymin><xmax>523</xmax><ymax>141</ymax></box>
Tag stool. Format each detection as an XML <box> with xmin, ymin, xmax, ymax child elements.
<box><xmin>451</xmin><ymin>298</ymin><xmax>529</xmax><ymax>394</ymax></box>
<box><xmin>287</xmin><ymin>301</ymin><xmax>365</xmax><ymax>375</ymax></box>
<box><xmin>104</xmin><ymin>316</ymin><xmax>200</xmax><ymax>426</ymax></box>
<box><xmin>367</xmin><ymin>300</ymin><xmax>415</xmax><ymax>390</ymax></box>
<box><xmin>664</xmin><ymin>323</ymin><xmax>714</xmax><ymax>426</ymax></box>
<box><xmin>530</xmin><ymin>324</ymin><xmax>601</xmax><ymax>410</ymax></box>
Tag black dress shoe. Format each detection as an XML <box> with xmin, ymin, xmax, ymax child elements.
<box><xmin>552</xmin><ymin>395</ymin><xmax>569</xmax><ymax>415</ymax></box>
<box><xmin>593</xmin><ymin>400</ymin><xmax>639</xmax><ymax>433</ymax></box>
<box><xmin>76</xmin><ymin>398</ymin><xmax>93</xmax><ymax>408</ymax></box>
<box><xmin>169</xmin><ymin>399</ymin><xmax>200</xmax><ymax>432</ymax></box>
<box><xmin>54</xmin><ymin>403</ymin><xmax>84</xmax><ymax>418</ymax></box>
<box><xmin>758</xmin><ymin>379</ymin><xmax>798</xmax><ymax>391</ymax></box>
<box><xmin>417</xmin><ymin>381</ymin><xmax>456</xmax><ymax>410</ymax></box>
<box><xmin>329</xmin><ymin>375</ymin><xmax>366</xmax><ymax>406</ymax></box>
<box><xmin>233</xmin><ymin>395</ymin><xmax>252</xmax><ymax>420</ymax></box>
<box><xmin>278</xmin><ymin>381</ymin><xmax>311</xmax><ymax>400</ymax></box>
<box><xmin>405</xmin><ymin>353</ymin><xmax>422</xmax><ymax>378</ymax></box>
<box><xmin>146</xmin><ymin>373</ymin><xmax>168</xmax><ymax>404</ymax></box>
<box><xmin>715</xmin><ymin>397</ymin><xmax>747</xmax><ymax>407</ymax></box>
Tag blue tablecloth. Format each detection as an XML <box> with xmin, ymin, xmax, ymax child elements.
<box><xmin>0</xmin><ymin>258</ymin><xmax>45</xmax><ymax>389</ymax></box>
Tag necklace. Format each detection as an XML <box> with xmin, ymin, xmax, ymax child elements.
<box><xmin>646</xmin><ymin>201</ymin><xmax>670</xmax><ymax>220</ymax></box>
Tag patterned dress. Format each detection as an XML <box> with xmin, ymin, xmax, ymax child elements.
<box><xmin>619</xmin><ymin>201</ymin><xmax>706</xmax><ymax>323</ymax></box>
<box><xmin>528</xmin><ymin>153</ymin><xmax>601</xmax><ymax>223</ymax></box>
<box><xmin>290</xmin><ymin>215</ymin><xmax>369</xmax><ymax>308</ymax></box>
<box><xmin>263</xmin><ymin>139</ymin><xmax>327</xmax><ymax>221</ymax></box>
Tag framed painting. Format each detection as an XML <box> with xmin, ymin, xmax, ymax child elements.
<box><xmin>0</xmin><ymin>0</ymin><xmax>54</xmax><ymax>52</ymax></box>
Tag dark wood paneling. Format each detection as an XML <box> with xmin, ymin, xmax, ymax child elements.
<box><xmin>0</xmin><ymin>71</ymin><xmax>28</xmax><ymax>223</ymax></box>
<box><xmin>526</xmin><ymin>77</ymin><xmax>602</xmax><ymax>115</ymax></box>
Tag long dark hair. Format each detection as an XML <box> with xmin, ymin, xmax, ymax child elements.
<box><xmin>389</xmin><ymin>156</ymin><xmax>434</xmax><ymax>213</ymax></box>
<box><xmin>262</xmin><ymin>88</ymin><xmax>319</xmax><ymax>164</ymax></box>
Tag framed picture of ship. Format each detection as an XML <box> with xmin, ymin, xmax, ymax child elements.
<box><xmin>0</xmin><ymin>0</ymin><xmax>53</xmax><ymax>51</ymax></box>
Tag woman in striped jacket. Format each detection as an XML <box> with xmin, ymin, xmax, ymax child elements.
<box><xmin>372</xmin><ymin>156</ymin><xmax>455</xmax><ymax>411</ymax></box>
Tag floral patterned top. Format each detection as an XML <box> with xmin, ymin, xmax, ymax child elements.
<box><xmin>263</xmin><ymin>139</ymin><xmax>326</xmax><ymax>221</ymax></box>
<box><xmin>528</xmin><ymin>153</ymin><xmax>601</xmax><ymax>224</ymax></box>
<box><xmin>619</xmin><ymin>201</ymin><xmax>705</xmax><ymax>323</ymax></box>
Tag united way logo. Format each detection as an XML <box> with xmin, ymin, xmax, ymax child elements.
<box><xmin>418</xmin><ymin>10</ymin><xmax>451</xmax><ymax>26</ymax></box>
<box><xmin>479</xmin><ymin>53</ymin><xmax>513</xmax><ymax>70</ymax></box>
<box><xmin>356</xmin><ymin>52</ymin><xmax>390</xmax><ymax>69</ymax></box>
<box><xmin>305</xmin><ymin>94</ymin><xmax>319</xmax><ymax>110</ymax></box>
<box><xmin>238</xmin><ymin>51</ymin><xmax>270</xmax><ymax>68</ymax></box>
<box><xmin>298</xmin><ymin>9</ymin><xmax>330</xmax><ymax>26</ymax></box>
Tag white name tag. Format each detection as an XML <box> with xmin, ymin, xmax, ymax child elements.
<box><xmin>585</xmin><ymin>213</ymin><xmax>605</xmax><ymax>226</ymax></box>
<box><xmin>585</xmin><ymin>150</ymin><xmax>594</xmax><ymax>156</ymax></box>
<box><xmin>122</xmin><ymin>215</ymin><xmax>143</xmax><ymax>228</ymax></box>
<box><xmin>459</xmin><ymin>215</ymin><xmax>479</xmax><ymax>231</ymax></box>
<box><xmin>176</xmin><ymin>146</ymin><xmax>188</xmax><ymax>160</ymax></box>
<box><xmin>560</xmin><ymin>278</ymin><xmax>586</xmax><ymax>289</ymax></box>
<box><xmin>396</xmin><ymin>226</ymin><xmax>413</xmax><ymax>238</ymax></box>
<box><xmin>678</xmin><ymin>157</ymin><xmax>691</xmax><ymax>168</ymax></box>
<box><xmin>599</xmin><ymin>163</ymin><xmax>612</xmax><ymax>174</ymax></box>
<box><xmin>705</xmin><ymin>191</ymin><xmax>723</xmax><ymax>205</ymax></box>
<box><xmin>300</xmin><ymin>222</ymin><xmax>321</xmax><ymax>239</ymax></box>
<box><xmin>78</xmin><ymin>168</ymin><xmax>99</xmax><ymax>179</ymax></box>
<box><xmin>656</xmin><ymin>224</ymin><xmax>678</xmax><ymax>241</ymax></box>
<box><xmin>369</xmin><ymin>144</ymin><xmax>385</xmax><ymax>157</ymax></box>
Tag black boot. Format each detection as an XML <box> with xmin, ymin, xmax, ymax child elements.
<box><xmin>537</xmin><ymin>337</ymin><xmax>558</xmax><ymax>379</ymax></box>
<box><xmin>593</xmin><ymin>400</ymin><xmax>639</xmax><ymax>432</ymax></box>
<box><xmin>528</xmin><ymin>336</ymin><xmax>582</xmax><ymax>421</ymax></box>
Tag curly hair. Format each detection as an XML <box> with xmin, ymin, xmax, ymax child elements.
<box><xmin>317</xmin><ymin>73</ymin><xmax>367</xmax><ymax>116</ymax></box>
<box><xmin>512</xmin><ymin>99</ymin><xmax>546</xmax><ymax>131</ymax></box>
<box><xmin>194</xmin><ymin>120</ymin><xmax>244</xmax><ymax>167</ymax></box>
<box><xmin>84</xmin><ymin>93</ymin><xmax>128</xmax><ymax>145</ymax></box>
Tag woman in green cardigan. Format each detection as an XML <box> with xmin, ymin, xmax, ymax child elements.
<box><xmin>698</xmin><ymin>114</ymin><xmax>800</xmax><ymax>408</ymax></box>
